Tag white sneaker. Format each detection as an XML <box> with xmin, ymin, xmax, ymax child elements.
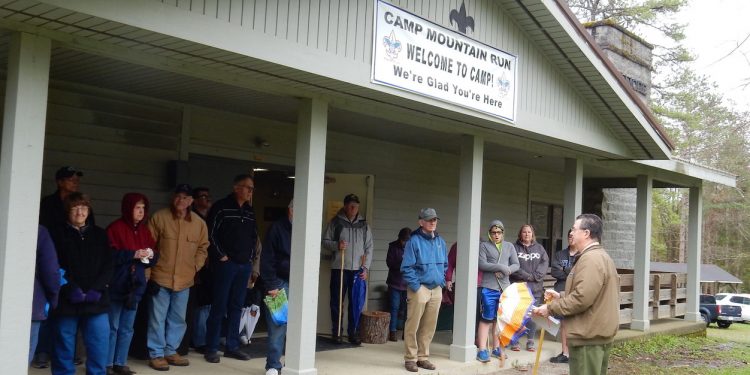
<box><xmin>265</xmin><ymin>369</ymin><xmax>279</xmax><ymax>375</ymax></box>
<box><xmin>239</xmin><ymin>335</ymin><xmax>249</xmax><ymax>345</ymax></box>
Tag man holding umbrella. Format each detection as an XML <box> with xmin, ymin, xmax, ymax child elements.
<box><xmin>322</xmin><ymin>194</ymin><xmax>373</xmax><ymax>345</ymax></box>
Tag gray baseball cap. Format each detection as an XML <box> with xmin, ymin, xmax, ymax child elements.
<box><xmin>419</xmin><ymin>208</ymin><xmax>439</xmax><ymax>220</ymax></box>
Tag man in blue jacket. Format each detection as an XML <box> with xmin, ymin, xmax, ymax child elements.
<box><xmin>400</xmin><ymin>208</ymin><xmax>447</xmax><ymax>372</ymax></box>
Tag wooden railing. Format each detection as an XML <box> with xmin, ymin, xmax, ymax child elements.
<box><xmin>543</xmin><ymin>272</ymin><xmax>688</xmax><ymax>324</ymax></box>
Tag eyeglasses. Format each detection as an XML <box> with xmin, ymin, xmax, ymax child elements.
<box><xmin>69</xmin><ymin>206</ymin><xmax>89</xmax><ymax>212</ymax></box>
<box><xmin>197</xmin><ymin>195</ymin><xmax>210</xmax><ymax>199</ymax></box>
<box><xmin>490</xmin><ymin>230</ymin><xmax>504</xmax><ymax>235</ymax></box>
<box><xmin>238</xmin><ymin>185</ymin><xmax>255</xmax><ymax>192</ymax></box>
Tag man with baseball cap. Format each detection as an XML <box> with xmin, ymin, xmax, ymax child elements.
<box><xmin>400</xmin><ymin>208</ymin><xmax>448</xmax><ymax>372</ymax></box>
<box><xmin>39</xmin><ymin>166</ymin><xmax>94</xmax><ymax>230</ymax></box>
<box><xmin>146</xmin><ymin>183</ymin><xmax>209</xmax><ymax>371</ymax></box>
<box><xmin>321</xmin><ymin>193</ymin><xmax>373</xmax><ymax>345</ymax></box>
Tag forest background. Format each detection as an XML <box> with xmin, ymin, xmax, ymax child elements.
<box><xmin>566</xmin><ymin>0</ymin><xmax>750</xmax><ymax>289</ymax></box>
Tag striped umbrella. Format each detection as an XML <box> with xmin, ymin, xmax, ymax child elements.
<box><xmin>495</xmin><ymin>282</ymin><xmax>536</xmax><ymax>348</ymax></box>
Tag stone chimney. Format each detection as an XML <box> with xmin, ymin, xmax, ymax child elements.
<box><xmin>581</xmin><ymin>21</ymin><xmax>655</xmax><ymax>269</ymax></box>
<box><xmin>584</xmin><ymin>20</ymin><xmax>654</xmax><ymax>104</ymax></box>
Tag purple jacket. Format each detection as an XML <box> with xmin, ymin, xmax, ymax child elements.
<box><xmin>386</xmin><ymin>240</ymin><xmax>407</xmax><ymax>290</ymax></box>
<box><xmin>33</xmin><ymin>226</ymin><xmax>61</xmax><ymax>321</ymax></box>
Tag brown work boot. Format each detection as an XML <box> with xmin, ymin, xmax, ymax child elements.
<box><xmin>148</xmin><ymin>357</ymin><xmax>169</xmax><ymax>371</ymax></box>
<box><xmin>417</xmin><ymin>360</ymin><xmax>436</xmax><ymax>370</ymax></box>
<box><xmin>165</xmin><ymin>353</ymin><xmax>189</xmax><ymax>366</ymax></box>
<box><xmin>388</xmin><ymin>331</ymin><xmax>397</xmax><ymax>342</ymax></box>
<box><xmin>404</xmin><ymin>361</ymin><xmax>418</xmax><ymax>372</ymax></box>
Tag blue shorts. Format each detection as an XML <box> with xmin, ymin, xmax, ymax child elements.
<box><xmin>479</xmin><ymin>287</ymin><xmax>501</xmax><ymax>322</ymax></box>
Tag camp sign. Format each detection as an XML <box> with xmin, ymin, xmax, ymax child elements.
<box><xmin>372</xmin><ymin>0</ymin><xmax>517</xmax><ymax>122</ymax></box>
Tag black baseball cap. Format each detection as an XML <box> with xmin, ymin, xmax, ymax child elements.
<box><xmin>174</xmin><ymin>183</ymin><xmax>192</xmax><ymax>195</ymax></box>
<box><xmin>55</xmin><ymin>166</ymin><xmax>83</xmax><ymax>180</ymax></box>
<box><xmin>343</xmin><ymin>193</ymin><xmax>360</xmax><ymax>204</ymax></box>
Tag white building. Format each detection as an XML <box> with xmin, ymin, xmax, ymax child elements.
<box><xmin>0</xmin><ymin>1</ymin><xmax>735</xmax><ymax>374</ymax></box>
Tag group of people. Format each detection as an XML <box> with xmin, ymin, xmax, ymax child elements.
<box><xmin>30</xmin><ymin>166</ymin><xmax>618</xmax><ymax>375</ymax></box>
<box><xmin>30</xmin><ymin>167</ymin><xmax>293</xmax><ymax>375</ymax></box>
<box><xmin>384</xmin><ymin>213</ymin><xmax>619</xmax><ymax>374</ymax></box>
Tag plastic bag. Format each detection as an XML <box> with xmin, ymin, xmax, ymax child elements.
<box><xmin>263</xmin><ymin>289</ymin><xmax>288</xmax><ymax>326</ymax></box>
<box><xmin>239</xmin><ymin>304</ymin><xmax>260</xmax><ymax>344</ymax></box>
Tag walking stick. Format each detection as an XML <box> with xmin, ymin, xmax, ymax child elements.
<box><xmin>532</xmin><ymin>327</ymin><xmax>545</xmax><ymax>375</ymax></box>
<box><xmin>337</xmin><ymin>246</ymin><xmax>345</xmax><ymax>339</ymax></box>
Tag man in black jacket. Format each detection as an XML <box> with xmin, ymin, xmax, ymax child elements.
<box><xmin>204</xmin><ymin>174</ymin><xmax>258</xmax><ymax>363</ymax></box>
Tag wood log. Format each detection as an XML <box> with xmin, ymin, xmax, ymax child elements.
<box><xmin>359</xmin><ymin>311</ymin><xmax>391</xmax><ymax>344</ymax></box>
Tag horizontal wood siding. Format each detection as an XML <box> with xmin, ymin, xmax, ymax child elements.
<box><xmin>40</xmin><ymin>84</ymin><xmax>182</xmax><ymax>225</ymax></box>
<box><xmin>189</xmin><ymin>105</ymin><xmax>564</xmax><ymax>310</ymax></box>
<box><xmin>151</xmin><ymin>0</ymin><xmax>615</xmax><ymax>151</ymax></box>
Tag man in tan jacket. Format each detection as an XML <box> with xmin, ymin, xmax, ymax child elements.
<box><xmin>533</xmin><ymin>214</ymin><xmax>619</xmax><ymax>375</ymax></box>
<box><xmin>146</xmin><ymin>184</ymin><xmax>209</xmax><ymax>371</ymax></box>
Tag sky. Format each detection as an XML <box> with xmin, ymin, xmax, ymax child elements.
<box><xmin>679</xmin><ymin>0</ymin><xmax>750</xmax><ymax>111</ymax></box>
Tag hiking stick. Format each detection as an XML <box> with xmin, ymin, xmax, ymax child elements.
<box><xmin>532</xmin><ymin>328</ymin><xmax>545</xmax><ymax>375</ymax></box>
<box><xmin>337</xmin><ymin>246</ymin><xmax>345</xmax><ymax>339</ymax></box>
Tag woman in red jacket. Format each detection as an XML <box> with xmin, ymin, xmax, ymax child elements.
<box><xmin>106</xmin><ymin>193</ymin><xmax>157</xmax><ymax>375</ymax></box>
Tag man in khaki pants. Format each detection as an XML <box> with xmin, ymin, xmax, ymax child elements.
<box><xmin>400</xmin><ymin>208</ymin><xmax>448</xmax><ymax>372</ymax></box>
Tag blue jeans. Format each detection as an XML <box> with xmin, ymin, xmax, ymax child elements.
<box><xmin>265</xmin><ymin>280</ymin><xmax>289</xmax><ymax>371</ymax></box>
<box><xmin>192</xmin><ymin>305</ymin><xmax>211</xmax><ymax>347</ymax></box>
<box><xmin>51</xmin><ymin>313</ymin><xmax>109</xmax><ymax>375</ymax></box>
<box><xmin>388</xmin><ymin>287</ymin><xmax>406</xmax><ymax>332</ymax></box>
<box><xmin>108</xmin><ymin>300</ymin><xmax>138</xmax><ymax>366</ymax></box>
<box><xmin>29</xmin><ymin>320</ymin><xmax>41</xmax><ymax>364</ymax></box>
<box><xmin>147</xmin><ymin>286</ymin><xmax>189</xmax><ymax>358</ymax></box>
<box><xmin>206</xmin><ymin>260</ymin><xmax>251</xmax><ymax>352</ymax></box>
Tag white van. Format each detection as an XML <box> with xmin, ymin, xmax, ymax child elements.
<box><xmin>715</xmin><ymin>293</ymin><xmax>750</xmax><ymax>322</ymax></box>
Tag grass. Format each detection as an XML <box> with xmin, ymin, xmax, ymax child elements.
<box><xmin>609</xmin><ymin>322</ymin><xmax>750</xmax><ymax>375</ymax></box>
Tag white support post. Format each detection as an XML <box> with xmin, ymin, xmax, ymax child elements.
<box><xmin>631</xmin><ymin>174</ymin><xmax>652</xmax><ymax>331</ymax></box>
<box><xmin>450</xmin><ymin>134</ymin><xmax>483</xmax><ymax>362</ymax></box>
<box><xmin>284</xmin><ymin>98</ymin><xmax>328</xmax><ymax>375</ymax></box>
<box><xmin>563</xmin><ymin>158</ymin><xmax>583</xmax><ymax>233</ymax></box>
<box><xmin>0</xmin><ymin>32</ymin><xmax>51</xmax><ymax>374</ymax></box>
<box><xmin>684</xmin><ymin>185</ymin><xmax>703</xmax><ymax>322</ymax></box>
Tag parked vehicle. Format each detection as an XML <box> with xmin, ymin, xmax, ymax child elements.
<box><xmin>700</xmin><ymin>294</ymin><xmax>743</xmax><ymax>328</ymax></box>
<box><xmin>715</xmin><ymin>293</ymin><xmax>750</xmax><ymax>322</ymax></box>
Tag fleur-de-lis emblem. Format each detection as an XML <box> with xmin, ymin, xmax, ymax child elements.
<box><xmin>449</xmin><ymin>1</ymin><xmax>475</xmax><ymax>34</ymax></box>
<box><xmin>383</xmin><ymin>30</ymin><xmax>402</xmax><ymax>60</ymax></box>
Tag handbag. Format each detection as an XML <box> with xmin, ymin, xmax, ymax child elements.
<box><xmin>263</xmin><ymin>289</ymin><xmax>289</xmax><ymax>325</ymax></box>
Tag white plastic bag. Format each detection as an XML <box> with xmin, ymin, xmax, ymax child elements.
<box><xmin>239</xmin><ymin>304</ymin><xmax>261</xmax><ymax>345</ymax></box>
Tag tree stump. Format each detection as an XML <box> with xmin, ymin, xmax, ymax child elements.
<box><xmin>358</xmin><ymin>311</ymin><xmax>390</xmax><ymax>344</ymax></box>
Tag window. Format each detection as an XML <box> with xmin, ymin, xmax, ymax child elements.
<box><xmin>530</xmin><ymin>202</ymin><xmax>564</xmax><ymax>260</ymax></box>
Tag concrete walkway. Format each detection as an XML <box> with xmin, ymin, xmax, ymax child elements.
<box><xmin>28</xmin><ymin>319</ymin><xmax>704</xmax><ymax>375</ymax></box>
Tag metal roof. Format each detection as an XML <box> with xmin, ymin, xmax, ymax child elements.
<box><xmin>650</xmin><ymin>262</ymin><xmax>743</xmax><ymax>284</ymax></box>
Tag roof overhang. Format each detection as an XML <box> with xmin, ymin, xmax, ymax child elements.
<box><xmin>496</xmin><ymin>0</ymin><xmax>674</xmax><ymax>160</ymax></box>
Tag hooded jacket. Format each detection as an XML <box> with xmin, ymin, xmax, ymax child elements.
<box><xmin>510</xmin><ymin>239</ymin><xmax>549</xmax><ymax>298</ymax></box>
<box><xmin>478</xmin><ymin>220</ymin><xmax>520</xmax><ymax>292</ymax></box>
<box><xmin>33</xmin><ymin>225</ymin><xmax>61</xmax><ymax>321</ymax></box>
<box><xmin>106</xmin><ymin>193</ymin><xmax>158</xmax><ymax>308</ymax></box>
<box><xmin>401</xmin><ymin>228</ymin><xmax>448</xmax><ymax>292</ymax></box>
<box><xmin>550</xmin><ymin>246</ymin><xmax>578</xmax><ymax>292</ymax></box>
<box><xmin>322</xmin><ymin>210</ymin><xmax>373</xmax><ymax>270</ymax></box>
